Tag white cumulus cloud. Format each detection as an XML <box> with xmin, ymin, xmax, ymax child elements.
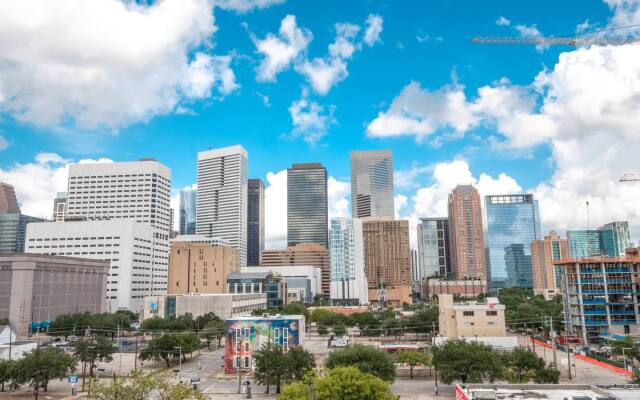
<box><xmin>364</xmin><ymin>14</ymin><xmax>383</xmax><ymax>46</ymax></box>
<box><xmin>215</xmin><ymin>0</ymin><xmax>285</xmax><ymax>13</ymax></box>
<box><xmin>0</xmin><ymin>0</ymin><xmax>242</xmax><ymax>130</ymax></box>
<box><xmin>288</xmin><ymin>91</ymin><xmax>336</xmax><ymax>145</ymax></box>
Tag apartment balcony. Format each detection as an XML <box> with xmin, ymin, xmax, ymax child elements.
<box><xmin>611</xmin><ymin>319</ymin><xmax>637</xmax><ymax>325</ymax></box>
<box><xmin>605</xmin><ymin>279</ymin><xmax>632</xmax><ymax>284</ymax></box>
<box><xmin>605</xmin><ymin>269</ymin><xmax>631</xmax><ymax>273</ymax></box>
<box><xmin>583</xmin><ymin>309</ymin><xmax>607</xmax><ymax>315</ymax></box>
<box><xmin>608</xmin><ymin>289</ymin><xmax>634</xmax><ymax>294</ymax></box>
<box><xmin>584</xmin><ymin>319</ymin><xmax>609</xmax><ymax>326</ymax></box>
<box><xmin>579</xmin><ymin>280</ymin><xmax>605</xmax><ymax>284</ymax></box>
<box><xmin>609</xmin><ymin>310</ymin><xmax>636</xmax><ymax>315</ymax></box>
<box><xmin>582</xmin><ymin>299</ymin><xmax>607</xmax><ymax>305</ymax></box>
<box><xmin>582</xmin><ymin>290</ymin><xmax>606</xmax><ymax>295</ymax></box>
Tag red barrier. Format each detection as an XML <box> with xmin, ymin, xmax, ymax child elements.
<box><xmin>531</xmin><ymin>338</ymin><xmax>631</xmax><ymax>376</ymax></box>
<box><xmin>575</xmin><ymin>354</ymin><xmax>632</xmax><ymax>376</ymax></box>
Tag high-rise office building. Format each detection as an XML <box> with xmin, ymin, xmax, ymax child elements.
<box><xmin>287</xmin><ymin>163</ymin><xmax>328</xmax><ymax>248</ymax></box>
<box><xmin>0</xmin><ymin>213</ymin><xmax>47</xmax><ymax>252</ymax></box>
<box><xmin>65</xmin><ymin>159</ymin><xmax>172</xmax><ymax>295</ymax></box>
<box><xmin>247</xmin><ymin>179</ymin><xmax>265</xmax><ymax>266</ymax></box>
<box><xmin>179</xmin><ymin>188</ymin><xmax>197</xmax><ymax>235</ymax></box>
<box><xmin>0</xmin><ymin>183</ymin><xmax>20</xmax><ymax>214</ymax></box>
<box><xmin>262</xmin><ymin>243</ymin><xmax>330</xmax><ymax>297</ymax></box>
<box><xmin>417</xmin><ymin>218</ymin><xmax>451</xmax><ymax>280</ymax></box>
<box><xmin>196</xmin><ymin>145</ymin><xmax>248</xmax><ymax>267</ymax></box>
<box><xmin>52</xmin><ymin>192</ymin><xmax>67</xmax><ymax>222</ymax></box>
<box><xmin>598</xmin><ymin>221</ymin><xmax>632</xmax><ymax>257</ymax></box>
<box><xmin>329</xmin><ymin>218</ymin><xmax>368</xmax><ymax>305</ymax></box>
<box><xmin>447</xmin><ymin>185</ymin><xmax>486</xmax><ymax>281</ymax></box>
<box><xmin>485</xmin><ymin>194</ymin><xmax>541</xmax><ymax>289</ymax></box>
<box><xmin>567</xmin><ymin>230</ymin><xmax>601</xmax><ymax>258</ymax></box>
<box><xmin>362</xmin><ymin>218</ymin><xmax>412</xmax><ymax>306</ymax></box>
<box><xmin>531</xmin><ymin>230</ymin><xmax>569</xmax><ymax>299</ymax></box>
<box><xmin>350</xmin><ymin>150</ymin><xmax>394</xmax><ymax>219</ymax></box>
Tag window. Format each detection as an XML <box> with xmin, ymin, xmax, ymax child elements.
<box><xmin>486</xmin><ymin>310</ymin><xmax>498</xmax><ymax>316</ymax></box>
<box><xmin>463</xmin><ymin>311</ymin><xmax>474</xmax><ymax>317</ymax></box>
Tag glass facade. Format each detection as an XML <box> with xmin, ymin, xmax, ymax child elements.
<box><xmin>598</xmin><ymin>221</ymin><xmax>632</xmax><ymax>257</ymax></box>
<box><xmin>330</xmin><ymin>218</ymin><xmax>355</xmax><ymax>281</ymax></box>
<box><xmin>567</xmin><ymin>230</ymin><xmax>601</xmax><ymax>258</ymax></box>
<box><xmin>350</xmin><ymin>150</ymin><xmax>395</xmax><ymax>219</ymax></box>
<box><xmin>0</xmin><ymin>213</ymin><xmax>46</xmax><ymax>252</ymax></box>
<box><xmin>287</xmin><ymin>163</ymin><xmax>328</xmax><ymax>247</ymax></box>
<box><xmin>485</xmin><ymin>194</ymin><xmax>541</xmax><ymax>289</ymax></box>
<box><xmin>179</xmin><ymin>189</ymin><xmax>197</xmax><ymax>235</ymax></box>
<box><xmin>417</xmin><ymin>218</ymin><xmax>451</xmax><ymax>280</ymax></box>
<box><xmin>247</xmin><ymin>179</ymin><xmax>265</xmax><ymax>266</ymax></box>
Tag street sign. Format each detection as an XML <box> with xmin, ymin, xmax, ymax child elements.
<box><xmin>67</xmin><ymin>375</ymin><xmax>78</xmax><ymax>385</ymax></box>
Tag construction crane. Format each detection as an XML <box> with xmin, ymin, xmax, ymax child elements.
<box><xmin>473</xmin><ymin>23</ymin><xmax>640</xmax><ymax>46</ymax></box>
<box><xmin>472</xmin><ymin>36</ymin><xmax>639</xmax><ymax>46</ymax></box>
<box><xmin>620</xmin><ymin>174</ymin><xmax>640</xmax><ymax>182</ymax></box>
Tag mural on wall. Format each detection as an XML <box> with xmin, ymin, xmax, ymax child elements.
<box><xmin>224</xmin><ymin>318</ymin><xmax>302</xmax><ymax>373</ymax></box>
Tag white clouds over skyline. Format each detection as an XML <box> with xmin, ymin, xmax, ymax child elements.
<box><xmin>0</xmin><ymin>0</ymin><xmax>240</xmax><ymax>130</ymax></box>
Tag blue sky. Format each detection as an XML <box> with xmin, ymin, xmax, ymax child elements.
<box><xmin>1</xmin><ymin>0</ymin><xmax>640</xmax><ymax>246</ymax></box>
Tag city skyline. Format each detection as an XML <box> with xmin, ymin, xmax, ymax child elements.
<box><xmin>1</xmin><ymin>0</ymin><xmax>639</xmax><ymax>251</ymax></box>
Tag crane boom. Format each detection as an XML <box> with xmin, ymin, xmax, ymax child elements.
<box><xmin>620</xmin><ymin>174</ymin><xmax>640</xmax><ymax>182</ymax></box>
<box><xmin>472</xmin><ymin>36</ymin><xmax>640</xmax><ymax>46</ymax></box>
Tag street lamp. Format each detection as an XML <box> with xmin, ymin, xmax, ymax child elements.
<box><xmin>622</xmin><ymin>347</ymin><xmax>633</xmax><ymax>382</ymax></box>
<box><xmin>174</xmin><ymin>346</ymin><xmax>182</xmax><ymax>380</ymax></box>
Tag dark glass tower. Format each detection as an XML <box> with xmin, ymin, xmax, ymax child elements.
<box><xmin>247</xmin><ymin>179</ymin><xmax>264</xmax><ymax>266</ymax></box>
<box><xmin>287</xmin><ymin>163</ymin><xmax>328</xmax><ymax>248</ymax></box>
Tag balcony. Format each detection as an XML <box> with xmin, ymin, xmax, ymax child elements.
<box><xmin>584</xmin><ymin>319</ymin><xmax>609</xmax><ymax>326</ymax></box>
<box><xmin>608</xmin><ymin>289</ymin><xmax>634</xmax><ymax>294</ymax></box>
<box><xmin>605</xmin><ymin>279</ymin><xmax>632</xmax><ymax>284</ymax></box>
<box><xmin>582</xmin><ymin>299</ymin><xmax>607</xmax><ymax>305</ymax></box>
<box><xmin>609</xmin><ymin>310</ymin><xmax>636</xmax><ymax>315</ymax></box>
<box><xmin>605</xmin><ymin>269</ymin><xmax>631</xmax><ymax>273</ymax></box>
<box><xmin>611</xmin><ymin>320</ymin><xmax>637</xmax><ymax>325</ymax></box>
<box><xmin>580</xmin><ymin>279</ymin><xmax>605</xmax><ymax>284</ymax></box>
<box><xmin>583</xmin><ymin>309</ymin><xmax>607</xmax><ymax>315</ymax></box>
<box><xmin>582</xmin><ymin>290</ymin><xmax>606</xmax><ymax>295</ymax></box>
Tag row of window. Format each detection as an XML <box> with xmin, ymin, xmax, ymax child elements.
<box><xmin>462</xmin><ymin>310</ymin><xmax>499</xmax><ymax>317</ymax></box>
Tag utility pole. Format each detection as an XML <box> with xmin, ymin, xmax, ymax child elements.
<box><xmin>550</xmin><ymin>316</ymin><xmax>558</xmax><ymax>370</ymax></box>
<box><xmin>524</xmin><ymin>322</ymin><xmax>528</xmax><ymax>350</ymax></box>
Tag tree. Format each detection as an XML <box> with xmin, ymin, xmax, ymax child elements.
<box><xmin>253</xmin><ymin>343</ymin><xmax>288</xmax><ymax>394</ymax></box>
<box><xmin>11</xmin><ymin>348</ymin><xmax>76</xmax><ymax>392</ymax></box>
<box><xmin>432</xmin><ymin>340</ymin><xmax>501</xmax><ymax>384</ymax></box>
<box><xmin>74</xmin><ymin>337</ymin><xmax>115</xmax><ymax>390</ymax></box>
<box><xmin>611</xmin><ymin>337</ymin><xmax>640</xmax><ymax>361</ymax></box>
<box><xmin>407</xmin><ymin>306</ymin><xmax>438</xmax><ymax>337</ymax></box>
<box><xmin>140</xmin><ymin>334</ymin><xmax>181</xmax><ymax>368</ymax></box>
<box><xmin>310</xmin><ymin>308</ymin><xmax>332</xmax><ymax>324</ymax></box>
<box><xmin>533</xmin><ymin>365</ymin><xmax>560</xmax><ymax>383</ymax></box>
<box><xmin>351</xmin><ymin>312</ymin><xmax>379</xmax><ymax>336</ymax></box>
<box><xmin>333</xmin><ymin>324</ymin><xmax>347</xmax><ymax>337</ymax></box>
<box><xmin>501</xmin><ymin>347</ymin><xmax>545</xmax><ymax>383</ymax></box>
<box><xmin>91</xmin><ymin>370</ymin><xmax>206</xmax><ymax>400</ymax></box>
<box><xmin>282</xmin><ymin>303</ymin><xmax>309</xmax><ymax>320</ymax></box>
<box><xmin>326</xmin><ymin>345</ymin><xmax>396</xmax><ymax>382</ymax></box>
<box><xmin>394</xmin><ymin>350</ymin><xmax>431</xmax><ymax>379</ymax></box>
<box><xmin>0</xmin><ymin>359</ymin><xmax>15</xmax><ymax>392</ymax></box>
<box><xmin>317</xmin><ymin>325</ymin><xmax>328</xmax><ymax>337</ymax></box>
<box><xmin>286</xmin><ymin>346</ymin><xmax>316</xmax><ymax>382</ymax></box>
<box><xmin>177</xmin><ymin>332</ymin><xmax>201</xmax><ymax>360</ymax></box>
<box><xmin>200</xmin><ymin>320</ymin><xmax>225</xmax><ymax>350</ymax></box>
<box><xmin>280</xmin><ymin>366</ymin><xmax>395</xmax><ymax>400</ymax></box>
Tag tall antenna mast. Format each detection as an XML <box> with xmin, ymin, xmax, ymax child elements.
<box><xmin>586</xmin><ymin>200</ymin><xmax>590</xmax><ymax>230</ymax></box>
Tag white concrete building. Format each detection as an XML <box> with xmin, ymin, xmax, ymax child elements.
<box><xmin>25</xmin><ymin>220</ymin><xmax>157</xmax><ymax>313</ymax></box>
<box><xmin>141</xmin><ymin>293</ymin><xmax>267</xmax><ymax>321</ymax></box>
<box><xmin>241</xmin><ymin>265</ymin><xmax>322</xmax><ymax>303</ymax></box>
<box><xmin>329</xmin><ymin>218</ymin><xmax>368</xmax><ymax>305</ymax></box>
<box><xmin>65</xmin><ymin>159</ymin><xmax>171</xmax><ymax>295</ymax></box>
<box><xmin>197</xmin><ymin>146</ymin><xmax>248</xmax><ymax>267</ymax></box>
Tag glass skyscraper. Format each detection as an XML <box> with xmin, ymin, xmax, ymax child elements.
<box><xmin>417</xmin><ymin>218</ymin><xmax>451</xmax><ymax>279</ymax></box>
<box><xmin>485</xmin><ymin>194</ymin><xmax>541</xmax><ymax>289</ymax></box>
<box><xmin>179</xmin><ymin>188</ymin><xmax>197</xmax><ymax>235</ymax></box>
<box><xmin>247</xmin><ymin>179</ymin><xmax>265</xmax><ymax>266</ymax></box>
<box><xmin>350</xmin><ymin>150</ymin><xmax>395</xmax><ymax>219</ymax></box>
<box><xmin>567</xmin><ymin>230</ymin><xmax>601</xmax><ymax>258</ymax></box>
<box><xmin>598</xmin><ymin>221</ymin><xmax>632</xmax><ymax>257</ymax></box>
<box><xmin>328</xmin><ymin>218</ymin><xmax>367</xmax><ymax>305</ymax></box>
<box><xmin>287</xmin><ymin>163</ymin><xmax>328</xmax><ymax>248</ymax></box>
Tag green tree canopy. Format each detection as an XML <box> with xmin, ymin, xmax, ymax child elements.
<box><xmin>394</xmin><ymin>350</ymin><xmax>431</xmax><ymax>379</ymax></box>
<box><xmin>139</xmin><ymin>334</ymin><xmax>182</xmax><ymax>368</ymax></box>
<box><xmin>333</xmin><ymin>324</ymin><xmax>347</xmax><ymax>337</ymax></box>
<box><xmin>501</xmin><ymin>347</ymin><xmax>545</xmax><ymax>383</ymax></box>
<box><xmin>326</xmin><ymin>345</ymin><xmax>396</xmax><ymax>382</ymax></box>
<box><xmin>11</xmin><ymin>348</ymin><xmax>76</xmax><ymax>392</ymax></box>
<box><xmin>432</xmin><ymin>340</ymin><xmax>501</xmax><ymax>384</ymax></box>
<box><xmin>253</xmin><ymin>342</ymin><xmax>288</xmax><ymax>394</ymax></box>
<box><xmin>91</xmin><ymin>370</ymin><xmax>205</xmax><ymax>400</ymax></box>
<box><xmin>0</xmin><ymin>359</ymin><xmax>15</xmax><ymax>392</ymax></box>
<box><xmin>280</xmin><ymin>366</ymin><xmax>395</xmax><ymax>400</ymax></box>
<box><xmin>200</xmin><ymin>319</ymin><xmax>225</xmax><ymax>350</ymax></box>
<box><xmin>286</xmin><ymin>346</ymin><xmax>316</xmax><ymax>382</ymax></box>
